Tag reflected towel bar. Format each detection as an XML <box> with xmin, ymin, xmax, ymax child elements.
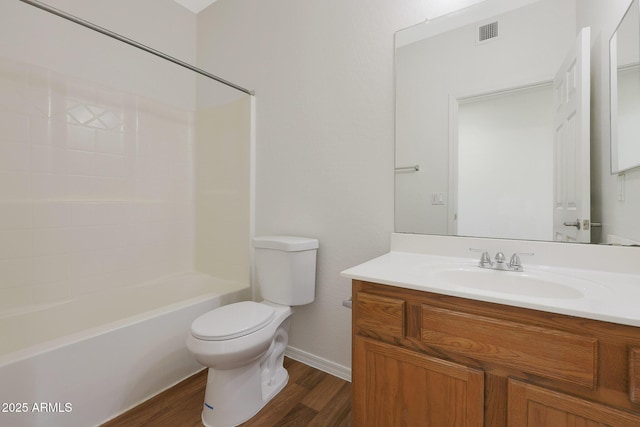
<box><xmin>395</xmin><ymin>165</ymin><xmax>420</xmax><ymax>172</ymax></box>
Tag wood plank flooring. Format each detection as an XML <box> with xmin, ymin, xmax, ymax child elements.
<box><xmin>102</xmin><ymin>357</ymin><xmax>351</xmax><ymax>427</ymax></box>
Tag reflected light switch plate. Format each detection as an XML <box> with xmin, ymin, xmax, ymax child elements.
<box><xmin>431</xmin><ymin>192</ymin><xmax>446</xmax><ymax>205</ymax></box>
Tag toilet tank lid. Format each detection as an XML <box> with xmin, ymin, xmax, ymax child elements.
<box><xmin>253</xmin><ymin>235</ymin><xmax>319</xmax><ymax>251</ymax></box>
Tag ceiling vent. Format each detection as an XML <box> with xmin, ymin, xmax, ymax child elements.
<box><xmin>477</xmin><ymin>21</ymin><xmax>499</xmax><ymax>45</ymax></box>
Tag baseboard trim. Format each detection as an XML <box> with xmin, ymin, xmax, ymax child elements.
<box><xmin>285</xmin><ymin>346</ymin><xmax>352</xmax><ymax>382</ymax></box>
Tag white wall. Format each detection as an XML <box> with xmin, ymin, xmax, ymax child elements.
<box><xmin>197</xmin><ymin>0</ymin><xmax>426</xmax><ymax>371</ymax></box>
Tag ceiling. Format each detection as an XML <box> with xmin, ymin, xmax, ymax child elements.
<box><xmin>172</xmin><ymin>0</ymin><xmax>218</xmax><ymax>14</ymax></box>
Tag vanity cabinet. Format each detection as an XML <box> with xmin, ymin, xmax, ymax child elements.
<box><xmin>352</xmin><ymin>280</ymin><xmax>640</xmax><ymax>426</ymax></box>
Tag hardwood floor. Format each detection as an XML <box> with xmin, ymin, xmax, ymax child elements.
<box><xmin>102</xmin><ymin>358</ymin><xmax>351</xmax><ymax>427</ymax></box>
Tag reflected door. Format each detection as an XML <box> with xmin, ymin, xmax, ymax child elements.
<box><xmin>553</xmin><ymin>27</ymin><xmax>591</xmax><ymax>243</ymax></box>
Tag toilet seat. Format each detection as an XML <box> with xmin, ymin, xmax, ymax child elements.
<box><xmin>191</xmin><ymin>301</ymin><xmax>275</xmax><ymax>341</ymax></box>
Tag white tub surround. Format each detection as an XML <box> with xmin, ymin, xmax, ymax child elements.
<box><xmin>0</xmin><ymin>4</ymin><xmax>255</xmax><ymax>427</ymax></box>
<box><xmin>0</xmin><ymin>56</ymin><xmax>196</xmax><ymax>311</ymax></box>
<box><xmin>0</xmin><ymin>272</ymin><xmax>249</xmax><ymax>427</ymax></box>
<box><xmin>341</xmin><ymin>233</ymin><xmax>640</xmax><ymax>328</ymax></box>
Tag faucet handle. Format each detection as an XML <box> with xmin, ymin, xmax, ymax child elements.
<box><xmin>508</xmin><ymin>252</ymin><xmax>534</xmax><ymax>270</ymax></box>
<box><xmin>494</xmin><ymin>252</ymin><xmax>506</xmax><ymax>264</ymax></box>
<box><xmin>469</xmin><ymin>248</ymin><xmax>492</xmax><ymax>267</ymax></box>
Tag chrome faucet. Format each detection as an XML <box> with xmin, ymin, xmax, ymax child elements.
<box><xmin>494</xmin><ymin>251</ymin><xmax>507</xmax><ymax>269</ymax></box>
<box><xmin>507</xmin><ymin>252</ymin><xmax>535</xmax><ymax>271</ymax></box>
<box><xmin>470</xmin><ymin>248</ymin><xmax>493</xmax><ymax>268</ymax></box>
<box><xmin>470</xmin><ymin>249</ymin><xmax>534</xmax><ymax>272</ymax></box>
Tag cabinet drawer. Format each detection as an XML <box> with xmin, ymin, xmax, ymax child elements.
<box><xmin>355</xmin><ymin>292</ymin><xmax>405</xmax><ymax>338</ymax></box>
<box><xmin>631</xmin><ymin>347</ymin><xmax>640</xmax><ymax>404</ymax></box>
<box><xmin>421</xmin><ymin>305</ymin><xmax>598</xmax><ymax>389</ymax></box>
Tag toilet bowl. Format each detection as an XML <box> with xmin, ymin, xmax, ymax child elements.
<box><xmin>187</xmin><ymin>301</ymin><xmax>292</xmax><ymax>426</ymax></box>
<box><xmin>187</xmin><ymin>236</ymin><xmax>318</xmax><ymax>427</ymax></box>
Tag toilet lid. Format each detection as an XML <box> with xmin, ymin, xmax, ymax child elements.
<box><xmin>191</xmin><ymin>301</ymin><xmax>275</xmax><ymax>341</ymax></box>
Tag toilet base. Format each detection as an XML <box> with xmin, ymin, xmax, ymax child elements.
<box><xmin>261</xmin><ymin>364</ymin><xmax>288</xmax><ymax>403</ymax></box>
<box><xmin>200</xmin><ymin>321</ymin><xmax>291</xmax><ymax>427</ymax></box>
<box><xmin>200</xmin><ymin>364</ymin><xmax>288</xmax><ymax>427</ymax></box>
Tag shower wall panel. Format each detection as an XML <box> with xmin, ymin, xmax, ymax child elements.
<box><xmin>0</xmin><ymin>58</ymin><xmax>194</xmax><ymax>310</ymax></box>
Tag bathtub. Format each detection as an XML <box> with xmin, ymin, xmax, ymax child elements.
<box><xmin>0</xmin><ymin>272</ymin><xmax>250</xmax><ymax>427</ymax></box>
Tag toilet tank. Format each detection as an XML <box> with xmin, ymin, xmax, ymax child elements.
<box><xmin>253</xmin><ymin>236</ymin><xmax>318</xmax><ymax>306</ymax></box>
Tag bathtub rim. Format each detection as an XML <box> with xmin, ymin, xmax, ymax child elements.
<box><xmin>0</xmin><ymin>272</ymin><xmax>250</xmax><ymax>368</ymax></box>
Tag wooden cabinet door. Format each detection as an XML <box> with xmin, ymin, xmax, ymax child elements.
<box><xmin>353</xmin><ymin>336</ymin><xmax>484</xmax><ymax>427</ymax></box>
<box><xmin>508</xmin><ymin>379</ymin><xmax>640</xmax><ymax>427</ymax></box>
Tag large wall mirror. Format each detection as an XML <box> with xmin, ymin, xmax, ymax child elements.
<box><xmin>395</xmin><ymin>0</ymin><xmax>640</xmax><ymax>246</ymax></box>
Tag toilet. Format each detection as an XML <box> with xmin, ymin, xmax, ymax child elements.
<box><xmin>187</xmin><ymin>235</ymin><xmax>318</xmax><ymax>427</ymax></box>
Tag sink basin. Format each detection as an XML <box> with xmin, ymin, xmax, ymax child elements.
<box><xmin>426</xmin><ymin>266</ymin><xmax>601</xmax><ymax>299</ymax></box>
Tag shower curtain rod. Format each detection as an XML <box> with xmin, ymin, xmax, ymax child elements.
<box><xmin>18</xmin><ymin>0</ymin><xmax>255</xmax><ymax>96</ymax></box>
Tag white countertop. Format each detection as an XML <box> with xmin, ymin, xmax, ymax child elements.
<box><xmin>341</xmin><ymin>250</ymin><xmax>640</xmax><ymax>328</ymax></box>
